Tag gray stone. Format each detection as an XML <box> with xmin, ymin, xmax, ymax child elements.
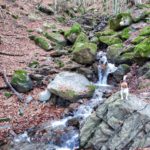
<box><xmin>47</xmin><ymin>72</ymin><xmax>95</xmax><ymax>102</ymax></box>
<box><xmin>38</xmin><ymin>89</ymin><xmax>51</xmax><ymax>102</ymax></box>
<box><xmin>80</xmin><ymin>92</ymin><xmax>150</xmax><ymax>149</ymax></box>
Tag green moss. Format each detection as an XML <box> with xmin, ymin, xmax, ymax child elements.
<box><xmin>28</xmin><ymin>61</ymin><xmax>39</xmax><ymax>68</ymax></box>
<box><xmin>134</xmin><ymin>42</ymin><xmax>150</xmax><ymax>58</ymax></box>
<box><xmin>109</xmin><ymin>13</ymin><xmax>132</xmax><ymax>31</ymax></box>
<box><xmin>107</xmin><ymin>43</ymin><xmax>123</xmax><ymax>63</ymax></box>
<box><xmin>64</xmin><ymin>23</ymin><xmax>82</xmax><ymax>37</ymax></box>
<box><xmin>0</xmin><ymin>118</ymin><xmax>10</xmax><ymax>122</ymax></box>
<box><xmin>131</xmin><ymin>36</ymin><xmax>145</xmax><ymax>44</ymax></box>
<box><xmin>4</xmin><ymin>92</ymin><xmax>13</xmax><ymax>98</ymax></box>
<box><xmin>139</xmin><ymin>26</ymin><xmax>150</xmax><ymax>36</ymax></box>
<box><xmin>137</xmin><ymin>4</ymin><xmax>150</xmax><ymax>9</ymax></box>
<box><xmin>87</xmin><ymin>84</ymin><xmax>96</xmax><ymax>94</ymax></box>
<box><xmin>72</xmin><ymin>32</ymin><xmax>89</xmax><ymax>50</ymax></box>
<box><xmin>72</xmin><ymin>42</ymin><xmax>97</xmax><ymax>64</ymax></box>
<box><xmin>99</xmin><ymin>36</ymin><xmax>122</xmax><ymax>46</ymax></box>
<box><xmin>11</xmin><ymin>70</ymin><xmax>28</xmax><ymax>85</ymax></box>
<box><xmin>63</xmin><ymin>89</ymin><xmax>76</xmax><ymax>100</ymax></box>
<box><xmin>44</xmin><ymin>32</ymin><xmax>66</xmax><ymax>45</ymax></box>
<box><xmin>11</xmin><ymin>70</ymin><xmax>33</xmax><ymax>93</ymax></box>
<box><xmin>73</xmin><ymin>42</ymin><xmax>97</xmax><ymax>54</ymax></box>
<box><xmin>29</xmin><ymin>35</ymin><xmax>51</xmax><ymax>51</ymax></box>
<box><xmin>120</xmin><ymin>27</ymin><xmax>131</xmax><ymax>40</ymax></box>
<box><xmin>95</xmin><ymin>29</ymin><xmax>117</xmax><ymax>37</ymax></box>
<box><xmin>119</xmin><ymin>52</ymin><xmax>135</xmax><ymax>63</ymax></box>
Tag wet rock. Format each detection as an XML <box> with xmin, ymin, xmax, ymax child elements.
<box><xmin>47</xmin><ymin>72</ymin><xmax>95</xmax><ymax>102</ymax></box>
<box><xmin>11</xmin><ymin>70</ymin><xmax>33</xmax><ymax>93</ymax></box>
<box><xmin>80</xmin><ymin>92</ymin><xmax>150</xmax><ymax>149</ymax></box>
<box><xmin>113</xmin><ymin>64</ymin><xmax>130</xmax><ymax>82</ymax></box>
<box><xmin>109</xmin><ymin>13</ymin><xmax>132</xmax><ymax>31</ymax></box>
<box><xmin>72</xmin><ymin>42</ymin><xmax>97</xmax><ymax>65</ymax></box>
<box><xmin>38</xmin><ymin>89</ymin><xmax>51</xmax><ymax>102</ymax></box>
<box><xmin>67</xmin><ymin>118</ymin><xmax>80</xmax><ymax>128</ymax></box>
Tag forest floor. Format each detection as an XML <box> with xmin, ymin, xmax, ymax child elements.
<box><xmin>0</xmin><ymin>0</ymin><xmax>68</xmax><ymax>141</ymax></box>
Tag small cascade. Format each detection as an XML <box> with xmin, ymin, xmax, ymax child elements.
<box><xmin>96</xmin><ymin>51</ymin><xmax>117</xmax><ymax>85</ymax></box>
<box><xmin>11</xmin><ymin>52</ymin><xmax>117</xmax><ymax>150</ymax></box>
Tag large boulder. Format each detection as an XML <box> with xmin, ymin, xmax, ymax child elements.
<box><xmin>72</xmin><ymin>42</ymin><xmax>97</xmax><ymax>65</ymax></box>
<box><xmin>11</xmin><ymin>70</ymin><xmax>33</xmax><ymax>93</ymax></box>
<box><xmin>109</xmin><ymin>13</ymin><xmax>132</xmax><ymax>31</ymax></box>
<box><xmin>80</xmin><ymin>92</ymin><xmax>150</xmax><ymax>149</ymax></box>
<box><xmin>47</xmin><ymin>72</ymin><xmax>95</xmax><ymax>102</ymax></box>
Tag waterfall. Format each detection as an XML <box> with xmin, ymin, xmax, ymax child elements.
<box><xmin>96</xmin><ymin>51</ymin><xmax>117</xmax><ymax>85</ymax></box>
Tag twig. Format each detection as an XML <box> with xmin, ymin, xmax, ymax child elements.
<box><xmin>2</xmin><ymin>70</ymin><xmax>24</xmax><ymax>102</ymax></box>
<box><xmin>0</xmin><ymin>52</ymin><xmax>24</xmax><ymax>57</ymax></box>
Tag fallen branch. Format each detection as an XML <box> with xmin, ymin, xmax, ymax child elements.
<box><xmin>2</xmin><ymin>70</ymin><xmax>24</xmax><ymax>102</ymax></box>
<box><xmin>0</xmin><ymin>52</ymin><xmax>24</xmax><ymax>57</ymax></box>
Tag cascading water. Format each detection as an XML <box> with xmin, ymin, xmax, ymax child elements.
<box><xmin>11</xmin><ymin>52</ymin><xmax>117</xmax><ymax>150</ymax></box>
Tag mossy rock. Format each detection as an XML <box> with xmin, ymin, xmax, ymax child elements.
<box><xmin>72</xmin><ymin>32</ymin><xmax>89</xmax><ymax>51</ymax></box>
<box><xmin>139</xmin><ymin>26</ymin><xmax>150</xmax><ymax>36</ymax></box>
<box><xmin>107</xmin><ymin>43</ymin><xmax>123</xmax><ymax>63</ymax></box>
<box><xmin>44</xmin><ymin>32</ymin><xmax>66</xmax><ymax>46</ymax></box>
<box><xmin>95</xmin><ymin>29</ymin><xmax>117</xmax><ymax>37</ymax></box>
<box><xmin>72</xmin><ymin>42</ymin><xmax>97</xmax><ymax>64</ymax></box>
<box><xmin>134</xmin><ymin>40</ymin><xmax>150</xmax><ymax>59</ymax></box>
<box><xmin>109</xmin><ymin>13</ymin><xmax>132</xmax><ymax>31</ymax></box>
<box><xmin>29</xmin><ymin>35</ymin><xmax>52</xmax><ymax>51</ymax></box>
<box><xmin>138</xmin><ymin>62</ymin><xmax>150</xmax><ymax>77</ymax></box>
<box><xmin>99</xmin><ymin>36</ymin><xmax>122</xmax><ymax>46</ymax></box>
<box><xmin>120</xmin><ymin>27</ymin><xmax>131</xmax><ymax>40</ymax></box>
<box><xmin>131</xmin><ymin>36</ymin><xmax>146</xmax><ymax>45</ymax></box>
<box><xmin>11</xmin><ymin>70</ymin><xmax>33</xmax><ymax>93</ymax></box>
<box><xmin>117</xmin><ymin>52</ymin><xmax>135</xmax><ymax>64</ymax></box>
<box><xmin>64</xmin><ymin>23</ymin><xmax>82</xmax><ymax>37</ymax></box>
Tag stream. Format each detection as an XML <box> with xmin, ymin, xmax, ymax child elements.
<box><xmin>10</xmin><ymin>52</ymin><xmax>117</xmax><ymax>150</ymax></box>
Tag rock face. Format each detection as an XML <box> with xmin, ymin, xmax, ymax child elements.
<box><xmin>11</xmin><ymin>70</ymin><xmax>33</xmax><ymax>93</ymax></box>
<box><xmin>80</xmin><ymin>92</ymin><xmax>150</xmax><ymax>150</ymax></box>
<box><xmin>47</xmin><ymin>72</ymin><xmax>95</xmax><ymax>102</ymax></box>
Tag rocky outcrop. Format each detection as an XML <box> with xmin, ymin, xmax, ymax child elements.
<box><xmin>80</xmin><ymin>92</ymin><xmax>150</xmax><ymax>150</ymax></box>
<box><xmin>48</xmin><ymin>72</ymin><xmax>95</xmax><ymax>102</ymax></box>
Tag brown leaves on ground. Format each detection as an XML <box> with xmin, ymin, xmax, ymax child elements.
<box><xmin>0</xmin><ymin>0</ymin><xmax>67</xmax><ymax>142</ymax></box>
